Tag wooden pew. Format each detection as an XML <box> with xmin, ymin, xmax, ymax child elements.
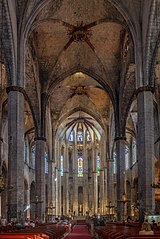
<box><xmin>0</xmin><ymin>234</ymin><xmax>46</xmax><ymax>239</ymax></box>
<box><xmin>127</xmin><ymin>237</ymin><xmax>160</xmax><ymax>239</ymax></box>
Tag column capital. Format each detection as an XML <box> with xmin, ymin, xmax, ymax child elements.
<box><xmin>100</xmin><ymin>169</ymin><xmax>104</xmax><ymax>172</ymax></box>
<box><xmin>6</xmin><ymin>86</ymin><xmax>25</xmax><ymax>95</ymax></box>
<box><xmin>136</xmin><ymin>85</ymin><xmax>154</xmax><ymax>96</ymax></box>
<box><xmin>106</xmin><ymin>159</ymin><xmax>114</xmax><ymax>162</ymax></box>
<box><xmin>114</xmin><ymin>136</ymin><xmax>126</xmax><ymax>141</ymax></box>
<box><xmin>92</xmin><ymin>171</ymin><xmax>97</xmax><ymax>174</ymax></box>
<box><xmin>63</xmin><ymin>171</ymin><xmax>69</xmax><ymax>174</ymax></box>
<box><xmin>34</xmin><ymin>136</ymin><xmax>46</xmax><ymax>142</ymax></box>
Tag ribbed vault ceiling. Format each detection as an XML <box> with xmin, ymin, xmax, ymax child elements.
<box><xmin>23</xmin><ymin>0</ymin><xmax>136</xmax><ymax>139</ymax></box>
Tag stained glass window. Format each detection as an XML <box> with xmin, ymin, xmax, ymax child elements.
<box><xmin>132</xmin><ymin>139</ymin><xmax>136</xmax><ymax>164</ymax></box>
<box><xmin>78</xmin><ymin>157</ymin><xmax>83</xmax><ymax>177</ymax></box>
<box><xmin>45</xmin><ymin>152</ymin><xmax>48</xmax><ymax>174</ymax></box>
<box><xmin>87</xmin><ymin>131</ymin><xmax>91</xmax><ymax>141</ymax></box>
<box><xmin>113</xmin><ymin>152</ymin><xmax>117</xmax><ymax>174</ymax></box>
<box><xmin>97</xmin><ymin>155</ymin><xmax>100</xmax><ymax>176</ymax></box>
<box><xmin>61</xmin><ymin>155</ymin><xmax>63</xmax><ymax>176</ymax></box>
<box><xmin>24</xmin><ymin>138</ymin><xmax>28</xmax><ymax>163</ymax></box>
<box><xmin>31</xmin><ymin>144</ymin><xmax>35</xmax><ymax>169</ymax></box>
<box><xmin>125</xmin><ymin>145</ymin><xmax>129</xmax><ymax>169</ymax></box>
<box><xmin>69</xmin><ymin>131</ymin><xmax>74</xmax><ymax>141</ymax></box>
<box><xmin>77</xmin><ymin>131</ymin><xmax>83</xmax><ymax>142</ymax></box>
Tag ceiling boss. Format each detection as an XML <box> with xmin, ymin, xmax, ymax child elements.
<box><xmin>63</xmin><ymin>21</ymin><xmax>94</xmax><ymax>51</ymax></box>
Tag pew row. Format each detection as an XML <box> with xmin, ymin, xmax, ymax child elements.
<box><xmin>0</xmin><ymin>224</ymin><xmax>67</xmax><ymax>239</ymax></box>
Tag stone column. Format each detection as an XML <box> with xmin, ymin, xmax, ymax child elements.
<box><xmin>47</xmin><ymin>159</ymin><xmax>55</xmax><ymax>220</ymax></box>
<box><xmin>99</xmin><ymin>169</ymin><xmax>104</xmax><ymax>215</ymax></box>
<box><xmin>99</xmin><ymin>140</ymin><xmax>106</xmax><ymax>214</ymax></box>
<box><xmin>107</xmin><ymin>159</ymin><xmax>115</xmax><ymax>214</ymax></box>
<box><xmin>104</xmin><ymin>166</ymin><xmax>107</xmax><ymax>214</ymax></box>
<box><xmin>63</xmin><ymin>144</ymin><xmax>69</xmax><ymax>215</ymax></box>
<box><xmin>73</xmin><ymin>143</ymin><xmax>78</xmax><ymax>215</ymax></box>
<box><xmin>115</xmin><ymin>137</ymin><xmax>126</xmax><ymax>221</ymax></box>
<box><xmin>35</xmin><ymin>137</ymin><xmax>46</xmax><ymax>222</ymax></box>
<box><xmin>137</xmin><ymin>89</ymin><xmax>154</xmax><ymax>221</ymax></box>
<box><xmin>7</xmin><ymin>87</ymin><xmax>24</xmax><ymax>222</ymax></box>
<box><xmin>92</xmin><ymin>142</ymin><xmax>98</xmax><ymax>214</ymax></box>
<box><xmin>107</xmin><ymin>160</ymin><xmax>114</xmax><ymax>202</ymax></box>
<box><xmin>56</xmin><ymin>142</ymin><xmax>61</xmax><ymax>216</ymax></box>
<box><xmin>48</xmin><ymin>130</ymin><xmax>56</xmax><ymax>219</ymax></box>
<box><xmin>55</xmin><ymin>168</ymin><xmax>59</xmax><ymax>217</ymax></box>
<box><xmin>83</xmin><ymin>138</ymin><xmax>88</xmax><ymax>215</ymax></box>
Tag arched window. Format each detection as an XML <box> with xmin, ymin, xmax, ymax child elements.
<box><xmin>113</xmin><ymin>152</ymin><xmax>117</xmax><ymax>174</ymax></box>
<box><xmin>61</xmin><ymin>155</ymin><xmax>64</xmax><ymax>176</ymax></box>
<box><xmin>69</xmin><ymin>131</ymin><xmax>74</xmax><ymax>142</ymax></box>
<box><xmin>132</xmin><ymin>139</ymin><xmax>136</xmax><ymax>164</ymax></box>
<box><xmin>97</xmin><ymin>154</ymin><xmax>100</xmax><ymax>176</ymax></box>
<box><xmin>77</xmin><ymin>131</ymin><xmax>83</xmax><ymax>142</ymax></box>
<box><xmin>24</xmin><ymin>138</ymin><xmax>29</xmax><ymax>163</ymax></box>
<box><xmin>31</xmin><ymin>144</ymin><xmax>35</xmax><ymax>169</ymax></box>
<box><xmin>86</xmin><ymin>131</ymin><xmax>91</xmax><ymax>141</ymax></box>
<box><xmin>78</xmin><ymin>157</ymin><xmax>83</xmax><ymax>177</ymax></box>
<box><xmin>45</xmin><ymin>152</ymin><xmax>49</xmax><ymax>174</ymax></box>
<box><xmin>125</xmin><ymin>145</ymin><xmax>129</xmax><ymax>169</ymax></box>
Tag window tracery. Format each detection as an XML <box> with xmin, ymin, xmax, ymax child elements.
<box><xmin>45</xmin><ymin>152</ymin><xmax>48</xmax><ymax>174</ymax></box>
<box><xmin>125</xmin><ymin>145</ymin><xmax>129</xmax><ymax>169</ymax></box>
<box><xmin>31</xmin><ymin>144</ymin><xmax>35</xmax><ymax>169</ymax></box>
<box><xmin>78</xmin><ymin>157</ymin><xmax>83</xmax><ymax>177</ymax></box>
<box><xmin>97</xmin><ymin>154</ymin><xmax>100</xmax><ymax>176</ymax></box>
<box><xmin>61</xmin><ymin>155</ymin><xmax>64</xmax><ymax>176</ymax></box>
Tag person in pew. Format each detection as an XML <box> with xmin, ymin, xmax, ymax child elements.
<box><xmin>127</xmin><ymin>216</ymin><xmax>132</xmax><ymax>223</ymax></box>
<box><xmin>30</xmin><ymin>220</ymin><xmax>35</xmax><ymax>227</ymax></box>
<box><xmin>139</xmin><ymin>219</ymin><xmax>154</xmax><ymax>235</ymax></box>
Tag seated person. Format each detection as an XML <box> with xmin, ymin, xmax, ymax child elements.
<box><xmin>139</xmin><ymin>219</ymin><xmax>154</xmax><ymax>235</ymax></box>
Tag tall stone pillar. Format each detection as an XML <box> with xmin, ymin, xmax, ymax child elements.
<box><xmin>99</xmin><ymin>169</ymin><xmax>104</xmax><ymax>215</ymax></box>
<box><xmin>7</xmin><ymin>87</ymin><xmax>24</xmax><ymax>222</ymax></box>
<box><xmin>48</xmin><ymin>130</ymin><xmax>56</xmax><ymax>218</ymax></box>
<box><xmin>92</xmin><ymin>143</ymin><xmax>98</xmax><ymax>214</ymax></box>
<box><xmin>63</xmin><ymin>144</ymin><xmax>69</xmax><ymax>215</ymax></box>
<box><xmin>137</xmin><ymin>89</ymin><xmax>154</xmax><ymax>221</ymax></box>
<box><xmin>47</xmin><ymin>159</ymin><xmax>55</xmax><ymax>220</ymax></box>
<box><xmin>99</xmin><ymin>139</ymin><xmax>106</xmax><ymax>214</ymax></box>
<box><xmin>55</xmin><ymin>168</ymin><xmax>58</xmax><ymax>217</ymax></box>
<box><xmin>55</xmin><ymin>140</ymin><xmax>59</xmax><ymax>216</ymax></box>
<box><xmin>83</xmin><ymin>141</ymin><xmax>88</xmax><ymax>215</ymax></box>
<box><xmin>104</xmin><ymin>166</ymin><xmax>107</xmax><ymax>214</ymax></box>
<box><xmin>73</xmin><ymin>143</ymin><xmax>78</xmax><ymax>215</ymax></box>
<box><xmin>55</xmin><ymin>140</ymin><xmax>62</xmax><ymax>216</ymax></box>
<box><xmin>115</xmin><ymin>137</ymin><xmax>126</xmax><ymax>221</ymax></box>
<box><xmin>35</xmin><ymin>137</ymin><xmax>46</xmax><ymax>222</ymax></box>
<box><xmin>107</xmin><ymin>159</ymin><xmax>115</xmax><ymax>213</ymax></box>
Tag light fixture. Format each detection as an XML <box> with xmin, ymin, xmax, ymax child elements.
<box><xmin>122</xmin><ymin>193</ymin><xmax>127</xmax><ymax>203</ymax></box>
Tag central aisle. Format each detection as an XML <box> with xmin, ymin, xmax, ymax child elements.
<box><xmin>65</xmin><ymin>224</ymin><xmax>95</xmax><ymax>239</ymax></box>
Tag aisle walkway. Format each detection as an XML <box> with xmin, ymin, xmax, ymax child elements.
<box><xmin>65</xmin><ymin>224</ymin><xmax>95</xmax><ymax>239</ymax></box>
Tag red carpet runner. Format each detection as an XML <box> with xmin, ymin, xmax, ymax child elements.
<box><xmin>65</xmin><ymin>225</ymin><xmax>95</xmax><ymax>239</ymax></box>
